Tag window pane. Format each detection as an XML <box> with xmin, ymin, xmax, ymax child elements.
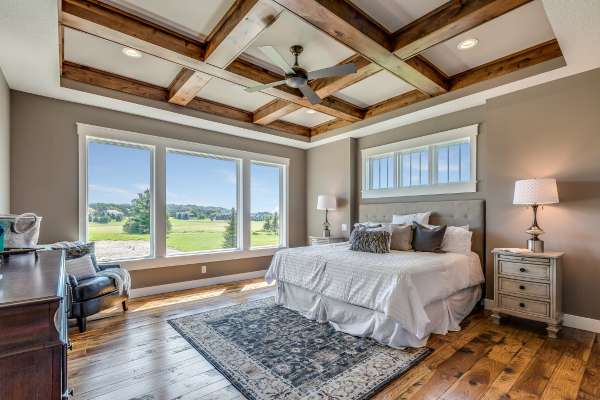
<box><xmin>460</xmin><ymin>142</ymin><xmax>471</xmax><ymax>182</ymax></box>
<box><xmin>402</xmin><ymin>154</ymin><xmax>411</xmax><ymax>187</ymax></box>
<box><xmin>448</xmin><ymin>144</ymin><xmax>460</xmax><ymax>183</ymax></box>
<box><xmin>437</xmin><ymin>145</ymin><xmax>448</xmax><ymax>184</ymax></box>
<box><xmin>411</xmin><ymin>152</ymin><xmax>421</xmax><ymax>185</ymax></box>
<box><xmin>371</xmin><ymin>159</ymin><xmax>380</xmax><ymax>189</ymax></box>
<box><xmin>420</xmin><ymin>150</ymin><xmax>429</xmax><ymax>185</ymax></box>
<box><xmin>166</xmin><ymin>151</ymin><xmax>239</xmax><ymax>254</ymax></box>
<box><xmin>87</xmin><ymin>141</ymin><xmax>152</xmax><ymax>261</ymax></box>
<box><xmin>251</xmin><ymin>163</ymin><xmax>282</xmax><ymax>248</ymax></box>
<box><xmin>380</xmin><ymin>158</ymin><xmax>388</xmax><ymax>188</ymax></box>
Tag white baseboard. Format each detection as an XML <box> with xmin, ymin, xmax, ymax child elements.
<box><xmin>130</xmin><ymin>269</ymin><xmax>267</xmax><ymax>298</ymax></box>
<box><xmin>483</xmin><ymin>298</ymin><xmax>600</xmax><ymax>333</ymax></box>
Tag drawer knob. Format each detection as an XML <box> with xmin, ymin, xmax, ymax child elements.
<box><xmin>519</xmin><ymin>267</ymin><xmax>527</xmax><ymax>272</ymax></box>
<box><xmin>519</xmin><ymin>302</ymin><xmax>526</xmax><ymax>308</ymax></box>
<box><xmin>519</xmin><ymin>285</ymin><xmax>526</xmax><ymax>290</ymax></box>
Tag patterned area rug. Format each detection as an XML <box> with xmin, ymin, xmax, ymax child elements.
<box><xmin>168</xmin><ymin>297</ymin><xmax>432</xmax><ymax>400</ymax></box>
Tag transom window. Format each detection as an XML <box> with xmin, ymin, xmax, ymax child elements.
<box><xmin>79</xmin><ymin>124</ymin><xmax>288</xmax><ymax>266</ymax></box>
<box><xmin>362</xmin><ymin>125</ymin><xmax>478</xmax><ymax>198</ymax></box>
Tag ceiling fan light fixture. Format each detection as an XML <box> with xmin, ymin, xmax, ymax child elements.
<box><xmin>457</xmin><ymin>38</ymin><xmax>479</xmax><ymax>50</ymax></box>
<box><xmin>122</xmin><ymin>47</ymin><xmax>142</xmax><ymax>58</ymax></box>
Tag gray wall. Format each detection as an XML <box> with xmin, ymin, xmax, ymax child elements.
<box><xmin>352</xmin><ymin>67</ymin><xmax>600</xmax><ymax>320</ymax></box>
<box><xmin>306</xmin><ymin>138</ymin><xmax>357</xmax><ymax>239</ymax></box>
<box><xmin>0</xmin><ymin>68</ymin><xmax>9</xmax><ymax>213</ymax></box>
<box><xmin>10</xmin><ymin>91</ymin><xmax>306</xmax><ymax>288</ymax></box>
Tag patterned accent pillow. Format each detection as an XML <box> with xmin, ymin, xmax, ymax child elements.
<box><xmin>51</xmin><ymin>241</ymin><xmax>98</xmax><ymax>270</ymax></box>
<box><xmin>349</xmin><ymin>223</ymin><xmax>383</xmax><ymax>243</ymax></box>
<box><xmin>65</xmin><ymin>254</ymin><xmax>97</xmax><ymax>279</ymax></box>
<box><xmin>349</xmin><ymin>229</ymin><xmax>391</xmax><ymax>254</ymax></box>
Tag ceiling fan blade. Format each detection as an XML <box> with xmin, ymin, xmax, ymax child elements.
<box><xmin>307</xmin><ymin>63</ymin><xmax>357</xmax><ymax>80</ymax></box>
<box><xmin>244</xmin><ymin>80</ymin><xmax>286</xmax><ymax>93</ymax></box>
<box><xmin>299</xmin><ymin>84</ymin><xmax>321</xmax><ymax>105</ymax></box>
<box><xmin>258</xmin><ymin>46</ymin><xmax>294</xmax><ymax>74</ymax></box>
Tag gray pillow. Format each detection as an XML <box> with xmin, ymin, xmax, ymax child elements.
<box><xmin>350</xmin><ymin>229</ymin><xmax>390</xmax><ymax>254</ymax></box>
<box><xmin>389</xmin><ymin>224</ymin><xmax>413</xmax><ymax>251</ymax></box>
<box><xmin>412</xmin><ymin>223</ymin><xmax>446</xmax><ymax>253</ymax></box>
<box><xmin>349</xmin><ymin>223</ymin><xmax>383</xmax><ymax>242</ymax></box>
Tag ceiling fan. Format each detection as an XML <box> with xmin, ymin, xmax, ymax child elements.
<box><xmin>244</xmin><ymin>45</ymin><xmax>357</xmax><ymax>105</ymax></box>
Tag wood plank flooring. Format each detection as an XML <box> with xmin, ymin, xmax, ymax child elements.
<box><xmin>68</xmin><ymin>278</ymin><xmax>599</xmax><ymax>400</ymax></box>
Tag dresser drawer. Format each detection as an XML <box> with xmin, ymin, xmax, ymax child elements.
<box><xmin>499</xmin><ymin>294</ymin><xmax>550</xmax><ymax>318</ymax></box>
<box><xmin>498</xmin><ymin>260</ymin><xmax>550</xmax><ymax>281</ymax></box>
<box><xmin>498</xmin><ymin>277</ymin><xmax>550</xmax><ymax>299</ymax></box>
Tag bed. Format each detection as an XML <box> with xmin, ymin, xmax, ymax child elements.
<box><xmin>265</xmin><ymin>200</ymin><xmax>486</xmax><ymax>348</ymax></box>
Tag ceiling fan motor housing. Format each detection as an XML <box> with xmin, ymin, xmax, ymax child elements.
<box><xmin>285</xmin><ymin>66</ymin><xmax>308</xmax><ymax>88</ymax></box>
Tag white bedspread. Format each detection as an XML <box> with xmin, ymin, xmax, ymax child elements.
<box><xmin>265</xmin><ymin>243</ymin><xmax>484</xmax><ymax>339</ymax></box>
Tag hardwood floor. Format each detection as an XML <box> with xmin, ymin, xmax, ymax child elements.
<box><xmin>68</xmin><ymin>279</ymin><xmax>599</xmax><ymax>400</ymax></box>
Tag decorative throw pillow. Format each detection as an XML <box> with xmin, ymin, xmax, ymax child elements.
<box><xmin>350</xmin><ymin>229</ymin><xmax>390</xmax><ymax>254</ymax></box>
<box><xmin>423</xmin><ymin>225</ymin><xmax>472</xmax><ymax>255</ymax></box>
<box><xmin>392</xmin><ymin>212</ymin><xmax>431</xmax><ymax>225</ymax></box>
<box><xmin>349</xmin><ymin>223</ymin><xmax>383</xmax><ymax>242</ymax></box>
<box><xmin>65</xmin><ymin>254</ymin><xmax>97</xmax><ymax>279</ymax></box>
<box><xmin>52</xmin><ymin>241</ymin><xmax>99</xmax><ymax>271</ymax></box>
<box><xmin>412</xmin><ymin>223</ymin><xmax>446</xmax><ymax>253</ymax></box>
<box><xmin>389</xmin><ymin>224</ymin><xmax>413</xmax><ymax>251</ymax></box>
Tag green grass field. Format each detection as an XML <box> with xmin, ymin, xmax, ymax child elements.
<box><xmin>88</xmin><ymin>218</ymin><xmax>279</xmax><ymax>252</ymax></box>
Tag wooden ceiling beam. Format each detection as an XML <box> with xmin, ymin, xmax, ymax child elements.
<box><xmin>205</xmin><ymin>0</ymin><xmax>282</xmax><ymax>68</ymax></box>
<box><xmin>61</xmin><ymin>0</ymin><xmax>363</xmax><ymax>122</ymax></box>
<box><xmin>270</xmin><ymin>0</ymin><xmax>448</xmax><ymax>96</ymax></box>
<box><xmin>168</xmin><ymin>68</ymin><xmax>212</xmax><ymax>106</ymax></box>
<box><xmin>449</xmin><ymin>39</ymin><xmax>562</xmax><ymax>90</ymax></box>
<box><xmin>61</xmin><ymin>61</ymin><xmax>310</xmax><ymax>138</ymax></box>
<box><xmin>310</xmin><ymin>55</ymin><xmax>382</xmax><ymax>98</ymax></box>
<box><xmin>393</xmin><ymin>0</ymin><xmax>534</xmax><ymax>60</ymax></box>
<box><xmin>253</xmin><ymin>100</ymin><xmax>302</xmax><ymax>125</ymax></box>
<box><xmin>310</xmin><ymin>119</ymin><xmax>352</xmax><ymax>137</ymax></box>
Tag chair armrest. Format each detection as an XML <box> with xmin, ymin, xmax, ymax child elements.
<box><xmin>97</xmin><ymin>263</ymin><xmax>122</xmax><ymax>271</ymax></box>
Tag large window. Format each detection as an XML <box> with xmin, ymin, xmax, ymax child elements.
<box><xmin>166</xmin><ymin>150</ymin><xmax>240</xmax><ymax>254</ymax></box>
<box><xmin>79</xmin><ymin>124</ymin><xmax>288</xmax><ymax>266</ymax></box>
<box><xmin>86</xmin><ymin>139</ymin><xmax>153</xmax><ymax>262</ymax></box>
<box><xmin>251</xmin><ymin>162</ymin><xmax>283</xmax><ymax>248</ymax></box>
<box><xmin>362</xmin><ymin>125</ymin><xmax>478</xmax><ymax>198</ymax></box>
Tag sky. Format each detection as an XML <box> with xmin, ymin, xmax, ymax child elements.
<box><xmin>88</xmin><ymin>141</ymin><xmax>280</xmax><ymax>213</ymax></box>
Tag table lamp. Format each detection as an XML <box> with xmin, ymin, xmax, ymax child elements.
<box><xmin>513</xmin><ymin>178</ymin><xmax>559</xmax><ymax>253</ymax></box>
<box><xmin>316</xmin><ymin>195</ymin><xmax>336</xmax><ymax>237</ymax></box>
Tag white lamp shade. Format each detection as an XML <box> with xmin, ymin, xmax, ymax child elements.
<box><xmin>513</xmin><ymin>178</ymin><xmax>559</xmax><ymax>205</ymax></box>
<box><xmin>317</xmin><ymin>195</ymin><xmax>336</xmax><ymax>210</ymax></box>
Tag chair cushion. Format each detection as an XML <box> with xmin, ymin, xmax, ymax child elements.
<box><xmin>73</xmin><ymin>276</ymin><xmax>117</xmax><ymax>301</ymax></box>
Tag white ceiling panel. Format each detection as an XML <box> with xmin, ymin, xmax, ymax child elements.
<box><xmin>64</xmin><ymin>28</ymin><xmax>181</xmax><ymax>87</ymax></box>
<box><xmin>197</xmin><ymin>78</ymin><xmax>273</xmax><ymax>112</ymax></box>
<box><xmin>349</xmin><ymin>0</ymin><xmax>447</xmax><ymax>33</ymax></box>
<box><xmin>280</xmin><ymin>108</ymin><xmax>335</xmax><ymax>127</ymax></box>
<box><xmin>335</xmin><ymin>70</ymin><xmax>414</xmax><ymax>108</ymax></box>
<box><xmin>421</xmin><ymin>0</ymin><xmax>555</xmax><ymax>76</ymax></box>
<box><xmin>99</xmin><ymin>0</ymin><xmax>235</xmax><ymax>41</ymax></box>
<box><xmin>244</xmin><ymin>11</ymin><xmax>355</xmax><ymax>74</ymax></box>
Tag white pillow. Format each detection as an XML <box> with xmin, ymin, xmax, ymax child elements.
<box><xmin>425</xmin><ymin>225</ymin><xmax>472</xmax><ymax>255</ymax></box>
<box><xmin>66</xmin><ymin>254</ymin><xmax>97</xmax><ymax>279</ymax></box>
<box><xmin>392</xmin><ymin>211</ymin><xmax>431</xmax><ymax>225</ymax></box>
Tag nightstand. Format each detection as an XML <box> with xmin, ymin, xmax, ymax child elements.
<box><xmin>308</xmin><ymin>236</ymin><xmax>346</xmax><ymax>246</ymax></box>
<box><xmin>491</xmin><ymin>249</ymin><xmax>564</xmax><ymax>338</ymax></box>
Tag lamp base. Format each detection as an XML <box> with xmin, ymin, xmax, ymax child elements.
<box><xmin>527</xmin><ymin>238</ymin><xmax>544</xmax><ymax>253</ymax></box>
<box><xmin>322</xmin><ymin>227</ymin><xmax>331</xmax><ymax>237</ymax></box>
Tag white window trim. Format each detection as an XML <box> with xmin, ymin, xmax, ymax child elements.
<box><xmin>361</xmin><ymin>124</ymin><xmax>478</xmax><ymax>198</ymax></box>
<box><xmin>77</xmin><ymin>123</ymin><xmax>289</xmax><ymax>271</ymax></box>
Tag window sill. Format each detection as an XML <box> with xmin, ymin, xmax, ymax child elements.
<box><xmin>362</xmin><ymin>181</ymin><xmax>477</xmax><ymax>199</ymax></box>
<box><xmin>119</xmin><ymin>247</ymin><xmax>283</xmax><ymax>271</ymax></box>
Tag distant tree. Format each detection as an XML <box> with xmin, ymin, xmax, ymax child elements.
<box><xmin>223</xmin><ymin>208</ymin><xmax>237</xmax><ymax>248</ymax></box>
<box><xmin>123</xmin><ymin>189</ymin><xmax>151</xmax><ymax>234</ymax></box>
<box><xmin>271</xmin><ymin>212</ymin><xmax>279</xmax><ymax>233</ymax></box>
<box><xmin>263</xmin><ymin>216</ymin><xmax>272</xmax><ymax>232</ymax></box>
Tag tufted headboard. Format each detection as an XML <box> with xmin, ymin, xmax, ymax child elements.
<box><xmin>359</xmin><ymin>200</ymin><xmax>486</xmax><ymax>265</ymax></box>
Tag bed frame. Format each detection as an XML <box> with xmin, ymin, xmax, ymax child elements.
<box><xmin>359</xmin><ymin>200</ymin><xmax>486</xmax><ymax>268</ymax></box>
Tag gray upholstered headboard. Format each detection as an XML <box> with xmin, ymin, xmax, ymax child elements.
<box><xmin>359</xmin><ymin>200</ymin><xmax>486</xmax><ymax>264</ymax></box>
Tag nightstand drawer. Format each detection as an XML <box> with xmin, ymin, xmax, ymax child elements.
<box><xmin>498</xmin><ymin>277</ymin><xmax>550</xmax><ymax>299</ymax></box>
<box><xmin>498</xmin><ymin>254</ymin><xmax>550</xmax><ymax>265</ymax></box>
<box><xmin>498</xmin><ymin>260</ymin><xmax>550</xmax><ymax>281</ymax></box>
<box><xmin>499</xmin><ymin>294</ymin><xmax>550</xmax><ymax>318</ymax></box>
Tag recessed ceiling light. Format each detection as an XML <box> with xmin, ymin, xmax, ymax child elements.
<box><xmin>457</xmin><ymin>38</ymin><xmax>479</xmax><ymax>50</ymax></box>
<box><xmin>122</xmin><ymin>47</ymin><xmax>142</xmax><ymax>58</ymax></box>
<box><xmin>305</xmin><ymin>109</ymin><xmax>316</xmax><ymax>114</ymax></box>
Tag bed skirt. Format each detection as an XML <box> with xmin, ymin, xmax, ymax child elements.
<box><xmin>275</xmin><ymin>282</ymin><xmax>482</xmax><ymax>348</ymax></box>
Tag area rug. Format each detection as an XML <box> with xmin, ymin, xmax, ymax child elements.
<box><xmin>168</xmin><ymin>297</ymin><xmax>432</xmax><ymax>400</ymax></box>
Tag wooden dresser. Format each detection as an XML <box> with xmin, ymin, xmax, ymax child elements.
<box><xmin>0</xmin><ymin>250</ymin><xmax>70</xmax><ymax>399</ymax></box>
<box><xmin>491</xmin><ymin>249</ymin><xmax>564</xmax><ymax>338</ymax></box>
